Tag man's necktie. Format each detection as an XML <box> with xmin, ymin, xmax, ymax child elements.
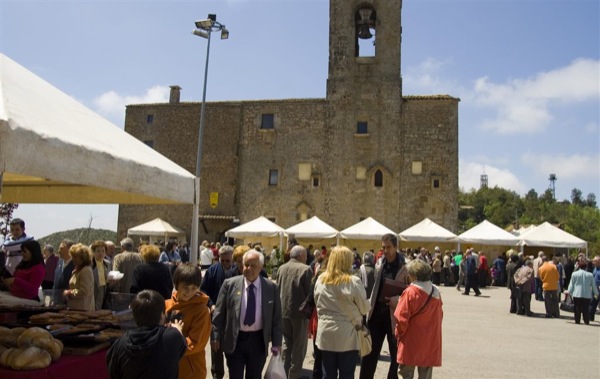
<box><xmin>244</xmin><ymin>283</ymin><xmax>256</xmax><ymax>326</ymax></box>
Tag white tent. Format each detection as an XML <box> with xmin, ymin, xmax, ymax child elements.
<box><xmin>399</xmin><ymin>218</ymin><xmax>457</xmax><ymax>242</ymax></box>
<box><xmin>225</xmin><ymin>216</ymin><xmax>285</xmax><ymax>250</ymax></box>
<box><xmin>225</xmin><ymin>216</ymin><xmax>285</xmax><ymax>238</ymax></box>
<box><xmin>285</xmin><ymin>216</ymin><xmax>339</xmax><ymax>241</ymax></box>
<box><xmin>127</xmin><ymin>218</ymin><xmax>186</xmax><ymax>243</ymax></box>
<box><xmin>0</xmin><ymin>53</ymin><xmax>195</xmax><ymax>204</ymax></box>
<box><xmin>512</xmin><ymin>225</ymin><xmax>537</xmax><ymax>236</ymax></box>
<box><xmin>458</xmin><ymin>220</ymin><xmax>519</xmax><ymax>246</ymax></box>
<box><xmin>339</xmin><ymin>217</ymin><xmax>396</xmax><ymax>240</ymax></box>
<box><xmin>518</xmin><ymin>222</ymin><xmax>587</xmax><ymax>249</ymax></box>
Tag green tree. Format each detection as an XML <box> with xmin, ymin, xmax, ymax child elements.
<box><xmin>0</xmin><ymin>203</ymin><xmax>19</xmax><ymax>239</ymax></box>
<box><xmin>571</xmin><ymin>188</ymin><xmax>583</xmax><ymax>206</ymax></box>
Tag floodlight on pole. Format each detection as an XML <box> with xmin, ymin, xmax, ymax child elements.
<box><xmin>190</xmin><ymin>14</ymin><xmax>229</xmax><ymax>264</ymax></box>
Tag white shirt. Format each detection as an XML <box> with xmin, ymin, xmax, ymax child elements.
<box><xmin>200</xmin><ymin>248</ymin><xmax>213</xmax><ymax>266</ymax></box>
<box><xmin>240</xmin><ymin>277</ymin><xmax>263</xmax><ymax>332</ymax></box>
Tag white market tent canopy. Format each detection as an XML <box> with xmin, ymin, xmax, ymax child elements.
<box><xmin>399</xmin><ymin>218</ymin><xmax>457</xmax><ymax>242</ymax></box>
<box><xmin>225</xmin><ymin>216</ymin><xmax>285</xmax><ymax>249</ymax></box>
<box><xmin>518</xmin><ymin>222</ymin><xmax>587</xmax><ymax>249</ymax></box>
<box><xmin>127</xmin><ymin>218</ymin><xmax>186</xmax><ymax>243</ymax></box>
<box><xmin>339</xmin><ymin>217</ymin><xmax>396</xmax><ymax>240</ymax></box>
<box><xmin>0</xmin><ymin>53</ymin><xmax>195</xmax><ymax>204</ymax></box>
<box><xmin>225</xmin><ymin>216</ymin><xmax>285</xmax><ymax>238</ymax></box>
<box><xmin>458</xmin><ymin>220</ymin><xmax>520</xmax><ymax>246</ymax></box>
<box><xmin>285</xmin><ymin>216</ymin><xmax>339</xmax><ymax>240</ymax></box>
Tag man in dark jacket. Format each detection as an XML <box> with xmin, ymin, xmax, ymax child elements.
<box><xmin>463</xmin><ymin>249</ymin><xmax>482</xmax><ymax>296</ymax></box>
<box><xmin>106</xmin><ymin>290</ymin><xmax>186</xmax><ymax>379</ymax></box>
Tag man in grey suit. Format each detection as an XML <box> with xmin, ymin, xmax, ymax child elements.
<box><xmin>276</xmin><ymin>245</ymin><xmax>312</xmax><ymax>379</ymax></box>
<box><xmin>212</xmin><ymin>249</ymin><xmax>282</xmax><ymax>379</ymax></box>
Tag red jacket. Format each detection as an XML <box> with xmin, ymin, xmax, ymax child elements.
<box><xmin>394</xmin><ymin>283</ymin><xmax>443</xmax><ymax>367</ymax></box>
<box><xmin>11</xmin><ymin>263</ymin><xmax>45</xmax><ymax>300</ymax></box>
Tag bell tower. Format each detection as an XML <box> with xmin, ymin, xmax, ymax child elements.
<box><xmin>326</xmin><ymin>0</ymin><xmax>403</xmax><ymax>100</ymax></box>
<box><xmin>322</xmin><ymin>0</ymin><xmax>405</xmax><ymax>229</ymax></box>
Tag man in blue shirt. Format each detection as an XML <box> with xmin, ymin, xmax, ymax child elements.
<box><xmin>589</xmin><ymin>256</ymin><xmax>600</xmax><ymax>321</ymax></box>
<box><xmin>492</xmin><ymin>255</ymin><xmax>506</xmax><ymax>287</ymax></box>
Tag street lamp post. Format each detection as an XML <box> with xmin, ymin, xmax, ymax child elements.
<box><xmin>190</xmin><ymin>14</ymin><xmax>229</xmax><ymax>264</ymax></box>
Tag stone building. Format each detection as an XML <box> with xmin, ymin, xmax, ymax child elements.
<box><xmin>118</xmin><ymin>0</ymin><xmax>459</xmax><ymax>244</ymax></box>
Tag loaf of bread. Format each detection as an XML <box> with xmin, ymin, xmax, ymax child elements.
<box><xmin>16</xmin><ymin>327</ymin><xmax>52</xmax><ymax>346</ymax></box>
<box><xmin>0</xmin><ymin>346</ymin><xmax>52</xmax><ymax>370</ymax></box>
<box><xmin>16</xmin><ymin>326</ymin><xmax>63</xmax><ymax>361</ymax></box>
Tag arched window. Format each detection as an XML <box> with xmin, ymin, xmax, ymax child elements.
<box><xmin>374</xmin><ymin>170</ymin><xmax>383</xmax><ymax>187</ymax></box>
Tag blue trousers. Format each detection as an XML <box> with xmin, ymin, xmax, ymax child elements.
<box><xmin>321</xmin><ymin>350</ymin><xmax>358</xmax><ymax>379</ymax></box>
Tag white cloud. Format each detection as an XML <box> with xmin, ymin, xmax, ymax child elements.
<box><xmin>93</xmin><ymin>85</ymin><xmax>170</xmax><ymax>127</ymax></box>
<box><xmin>405</xmin><ymin>57</ymin><xmax>600</xmax><ymax>135</ymax></box>
<box><xmin>403</xmin><ymin>57</ymin><xmax>459</xmax><ymax>95</ymax></box>
<box><xmin>521</xmin><ymin>153</ymin><xmax>600</xmax><ymax>180</ymax></box>
<box><xmin>459</xmin><ymin>159</ymin><xmax>526</xmax><ymax>194</ymax></box>
<box><xmin>472</xmin><ymin>58</ymin><xmax>600</xmax><ymax>135</ymax></box>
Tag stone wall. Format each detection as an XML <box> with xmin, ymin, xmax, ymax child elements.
<box><xmin>117</xmin><ymin>0</ymin><xmax>460</xmax><ymax>244</ymax></box>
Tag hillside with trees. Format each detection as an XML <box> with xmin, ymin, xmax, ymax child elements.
<box><xmin>37</xmin><ymin>228</ymin><xmax>117</xmax><ymax>248</ymax></box>
<box><xmin>459</xmin><ymin>187</ymin><xmax>599</xmax><ymax>255</ymax></box>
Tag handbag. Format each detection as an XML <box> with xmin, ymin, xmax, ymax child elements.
<box><xmin>560</xmin><ymin>293</ymin><xmax>574</xmax><ymax>313</ymax></box>
<box><xmin>355</xmin><ymin>322</ymin><xmax>372</xmax><ymax>357</ymax></box>
<box><xmin>298</xmin><ymin>295</ymin><xmax>315</xmax><ymax>319</ymax></box>
<box><xmin>335</xmin><ymin>286</ymin><xmax>372</xmax><ymax>357</ymax></box>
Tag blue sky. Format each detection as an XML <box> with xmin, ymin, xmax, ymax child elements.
<box><xmin>2</xmin><ymin>0</ymin><xmax>599</xmax><ymax>238</ymax></box>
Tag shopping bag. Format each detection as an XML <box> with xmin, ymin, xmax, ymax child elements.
<box><xmin>265</xmin><ymin>354</ymin><xmax>287</xmax><ymax>379</ymax></box>
<box><xmin>357</xmin><ymin>323</ymin><xmax>372</xmax><ymax>357</ymax></box>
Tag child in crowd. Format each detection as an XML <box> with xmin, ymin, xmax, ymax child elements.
<box><xmin>165</xmin><ymin>263</ymin><xmax>211</xmax><ymax>379</ymax></box>
<box><xmin>106</xmin><ymin>290</ymin><xmax>186</xmax><ymax>379</ymax></box>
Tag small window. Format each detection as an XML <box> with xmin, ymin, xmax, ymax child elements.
<box><xmin>312</xmin><ymin>176</ymin><xmax>320</xmax><ymax>187</ymax></box>
<box><xmin>412</xmin><ymin>161</ymin><xmax>422</xmax><ymax>175</ymax></box>
<box><xmin>357</xmin><ymin>122</ymin><xmax>368</xmax><ymax>134</ymax></box>
<box><xmin>269</xmin><ymin>169</ymin><xmax>279</xmax><ymax>186</ymax></box>
<box><xmin>374</xmin><ymin>170</ymin><xmax>383</xmax><ymax>187</ymax></box>
<box><xmin>298</xmin><ymin>163</ymin><xmax>311</xmax><ymax>181</ymax></box>
<box><xmin>432</xmin><ymin>179</ymin><xmax>441</xmax><ymax>189</ymax></box>
<box><xmin>144</xmin><ymin>140</ymin><xmax>154</xmax><ymax>148</ymax></box>
<box><xmin>261</xmin><ymin>114</ymin><xmax>274</xmax><ymax>129</ymax></box>
<box><xmin>147</xmin><ymin>114</ymin><xmax>154</xmax><ymax>124</ymax></box>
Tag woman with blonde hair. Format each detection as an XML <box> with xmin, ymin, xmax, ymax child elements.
<box><xmin>63</xmin><ymin>243</ymin><xmax>95</xmax><ymax>311</ymax></box>
<box><xmin>130</xmin><ymin>244</ymin><xmax>173</xmax><ymax>300</ymax></box>
<box><xmin>314</xmin><ymin>246</ymin><xmax>370</xmax><ymax>379</ymax></box>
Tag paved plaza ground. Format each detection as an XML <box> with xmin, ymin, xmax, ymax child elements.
<box><xmin>207</xmin><ymin>284</ymin><xmax>600</xmax><ymax>379</ymax></box>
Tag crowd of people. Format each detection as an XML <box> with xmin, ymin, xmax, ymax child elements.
<box><xmin>1</xmin><ymin>217</ymin><xmax>598</xmax><ymax>379</ymax></box>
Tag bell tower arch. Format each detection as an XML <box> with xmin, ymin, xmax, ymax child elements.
<box><xmin>327</xmin><ymin>0</ymin><xmax>403</xmax><ymax>100</ymax></box>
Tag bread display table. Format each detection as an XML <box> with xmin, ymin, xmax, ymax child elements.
<box><xmin>0</xmin><ymin>348</ymin><xmax>109</xmax><ymax>379</ymax></box>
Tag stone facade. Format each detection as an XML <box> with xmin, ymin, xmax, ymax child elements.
<box><xmin>118</xmin><ymin>0</ymin><xmax>459</xmax><ymax>243</ymax></box>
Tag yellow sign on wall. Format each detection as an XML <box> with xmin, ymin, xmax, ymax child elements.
<box><xmin>210</xmin><ymin>192</ymin><xmax>219</xmax><ymax>208</ymax></box>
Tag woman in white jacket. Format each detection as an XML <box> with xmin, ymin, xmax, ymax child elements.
<box><xmin>566</xmin><ymin>260</ymin><xmax>598</xmax><ymax>325</ymax></box>
<box><xmin>314</xmin><ymin>246</ymin><xmax>370</xmax><ymax>379</ymax></box>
